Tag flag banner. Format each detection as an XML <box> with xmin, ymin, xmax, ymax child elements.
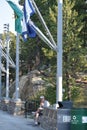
<box><xmin>22</xmin><ymin>14</ymin><xmax>28</xmax><ymax>41</ymax></box>
<box><xmin>22</xmin><ymin>0</ymin><xmax>36</xmax><ymax>40</ymax></box>
<box><xmin>22</xmin><ymin>0</ymin><xmax>56</xmax><ymax>51</ymax></box>
<box><xmin>24</xmin><ymin>0</ymin><xmax>35</xmax><ymax>19</ymax></box>
<box><xmin>6</xmin><ymin>0</ymin><xmax>23</xmax><ymax>33</ymax></box>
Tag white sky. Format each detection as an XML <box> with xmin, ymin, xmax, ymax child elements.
<box><xmin>0</xmin><ymin>0</ymin><xmax>17</xmax><ymax>34</ymax></box>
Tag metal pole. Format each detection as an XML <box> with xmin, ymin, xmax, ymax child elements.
<box><xmin>56</xmin><ymin>0</ymin><xmax>63</xmax><ymax>103</ymax></box>
<box><xmin>31</xmin><ymin>0</ymin><xmax>56</xmax><ymax>48</ymax></box>
<box><xmin>6</xmin><ymin>37</ymin><xmax>9</xmax><ymax>99</ymax></box>
<box><xmin>4</xmin><ymin>24</ymin><xmax>10</xmax><ymax>99</ymax></box>
<box><xmin>15</xmin><ymin>33</ymin><xmax>20</xmax><ymax>100</ymax></box>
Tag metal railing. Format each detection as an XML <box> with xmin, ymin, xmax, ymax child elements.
<box><xmin>24</xmin><ymin>100</ymin><xmax>39</xmax><ymax>118</ymax></box>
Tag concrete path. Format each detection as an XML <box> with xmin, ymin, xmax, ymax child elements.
<box><xmin>0</xmin><ymin>110</ymin><xmax>44</xmax><ymax>130</ymax></box>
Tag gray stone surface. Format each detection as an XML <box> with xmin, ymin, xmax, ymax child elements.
<box><xmin>0</xmin><ymin>110</ymin><xmax>44</xmax><ymax>130</ymax></box>
<box><xmin>40</xmin><ymin>107</ymin><xmax>57</xmax><ymax>130</ymax></box>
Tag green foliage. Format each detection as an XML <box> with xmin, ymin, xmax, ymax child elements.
<box><xmin>32</xmin><ymin>84</ymin><xmax>56</xmax><ymax>104</ymax></box>
<box><xmin>45</xmin><ymin>86</ymin><xmax>56</xmax><ymax>104</ymax></box>
<box><xmin>74</xmin><ymin>0</ymin><xmax>87</xmax><ymax>47</ymax></box>
<box><xmin>63</xmin><ymin>0</ymin><xmax>87</xmax><ymax>101</ymax></box>
<box><xmin>71</xmin><ymin>85</ymin><xmax>81</xmax><ymax>101</ymax></box>
<box><xmin>7</xmin><ymin>0</ymin><xmax>87</xmax><ymax>103</ymax></box>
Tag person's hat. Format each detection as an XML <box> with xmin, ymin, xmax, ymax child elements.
<box><xmin>40</xmin><ymin>96</ymin><xmax>44</xmax><ymax>99</ymax></box>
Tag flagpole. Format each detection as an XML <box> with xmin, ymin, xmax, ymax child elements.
<box><xmin>6</xmin><ymin>33</ymin><xmax>9</xmax><ymax>99</ymax></box>
<box><xmin>31</xmin><ymin>0</ymin><xmax>56</xmax><ymax>48</ymax></box>
<box><xmin>31</xmin><ymin>23</ymin><xmax>56</xmax><ymax>51</ymax></box>
<box><xmin>56</xmin><ymin>0</ymin><xmax>63</xmax><ymax>104</ymax></box>
<box><xmin>15</xmin><ymin>33</ymin><xmax>20</xmax><ymax>100</ymax></box>
<box><xmin>4</xmin><ymin>24</ymin><xmax>10</xmax><ymax>99</ymax></box>
<box><xmin>6</xmin><ymin>0</ymin><xmax>22</xmax><ymax>101</ymax></box>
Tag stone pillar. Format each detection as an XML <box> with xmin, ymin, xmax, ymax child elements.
<box><xmin>7</xmin><ymin>99</ymin><xmax>24</xmax><ymax>115</ymax></box>
<box><xmin>40</xmin><ymin>107</ymin><xmax>57</xmax><ymax>130</ymax></box>
<box><xmin>1</xmin><ymin>98</ymin><xmax>9</xmax><ymax>111</ymax></box>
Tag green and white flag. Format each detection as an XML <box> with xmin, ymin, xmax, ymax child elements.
<box><xmin>6</xmin><ymin>0</ymin><xmax>23</xmax><ymax>33</ymax></box>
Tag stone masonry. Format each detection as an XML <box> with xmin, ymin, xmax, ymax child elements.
<box><xmin>40</xmin><ymin>107</ymin><xmax>57</xmax><ymax>130</ymax></box>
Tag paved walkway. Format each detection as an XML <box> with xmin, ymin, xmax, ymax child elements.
<box><xmin>0</xmin><ymin>110</ymin><xmax>44</xmax><ymax>130</ymax></box>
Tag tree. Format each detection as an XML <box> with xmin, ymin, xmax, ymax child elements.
<box><xmin>19</xmin><ymin>0</ymin><xmax>57</xmax><ymax>71</ymax></box>
<box><xmin>18</xmin><ymin>0</ymin><xmax>87</xmax><ymax>104</ymax></box>
<box><xmin>63</xmin><ymin>0</ymin><xmax>86</xmax><ymax>100</ymax></box>
<box><xmin>74</xmin><ymin>0</ymin><xmax>87</xmax><ymax>47</ymax></box>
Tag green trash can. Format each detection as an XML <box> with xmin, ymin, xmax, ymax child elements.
<box><xmin>71</xmin><ymin>108</ymin><xmax>87</xmax><ymax>130</ymax></box>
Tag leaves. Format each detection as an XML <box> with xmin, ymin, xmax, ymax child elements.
<box><xmin>9</xmin><ymin>0</ymin><xmax>87</xmax><ymax>103</ymax></box>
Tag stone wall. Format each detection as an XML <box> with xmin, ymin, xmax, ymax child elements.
<box><xmin>7</xmin><ymin>99</ymin><xmax>24</xmax><ymax>115</ymax></box>
<box><xmin>40</xmin><ymin>107</ymin><xmax>57</xmax><ymax>130</ymax></box>
<box><xmin>1</xmin><ymin>99</ymin><xmax>9</xmax><ymax>111</ymax></box>
<box><xmin>0</xmin><ymin>98</ymin><xmax>25</xmax><ymax>116</ymax></box>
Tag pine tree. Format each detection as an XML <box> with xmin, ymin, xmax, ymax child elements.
<box><xmin>63</xmin><ymin>0</ymin><xmax>86</xmax><ymax>101</ymax></box>
<box><xmin>18</xmin><ymin>0</ymin><xmax>87</xmax><ymax>103</ymax></box>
